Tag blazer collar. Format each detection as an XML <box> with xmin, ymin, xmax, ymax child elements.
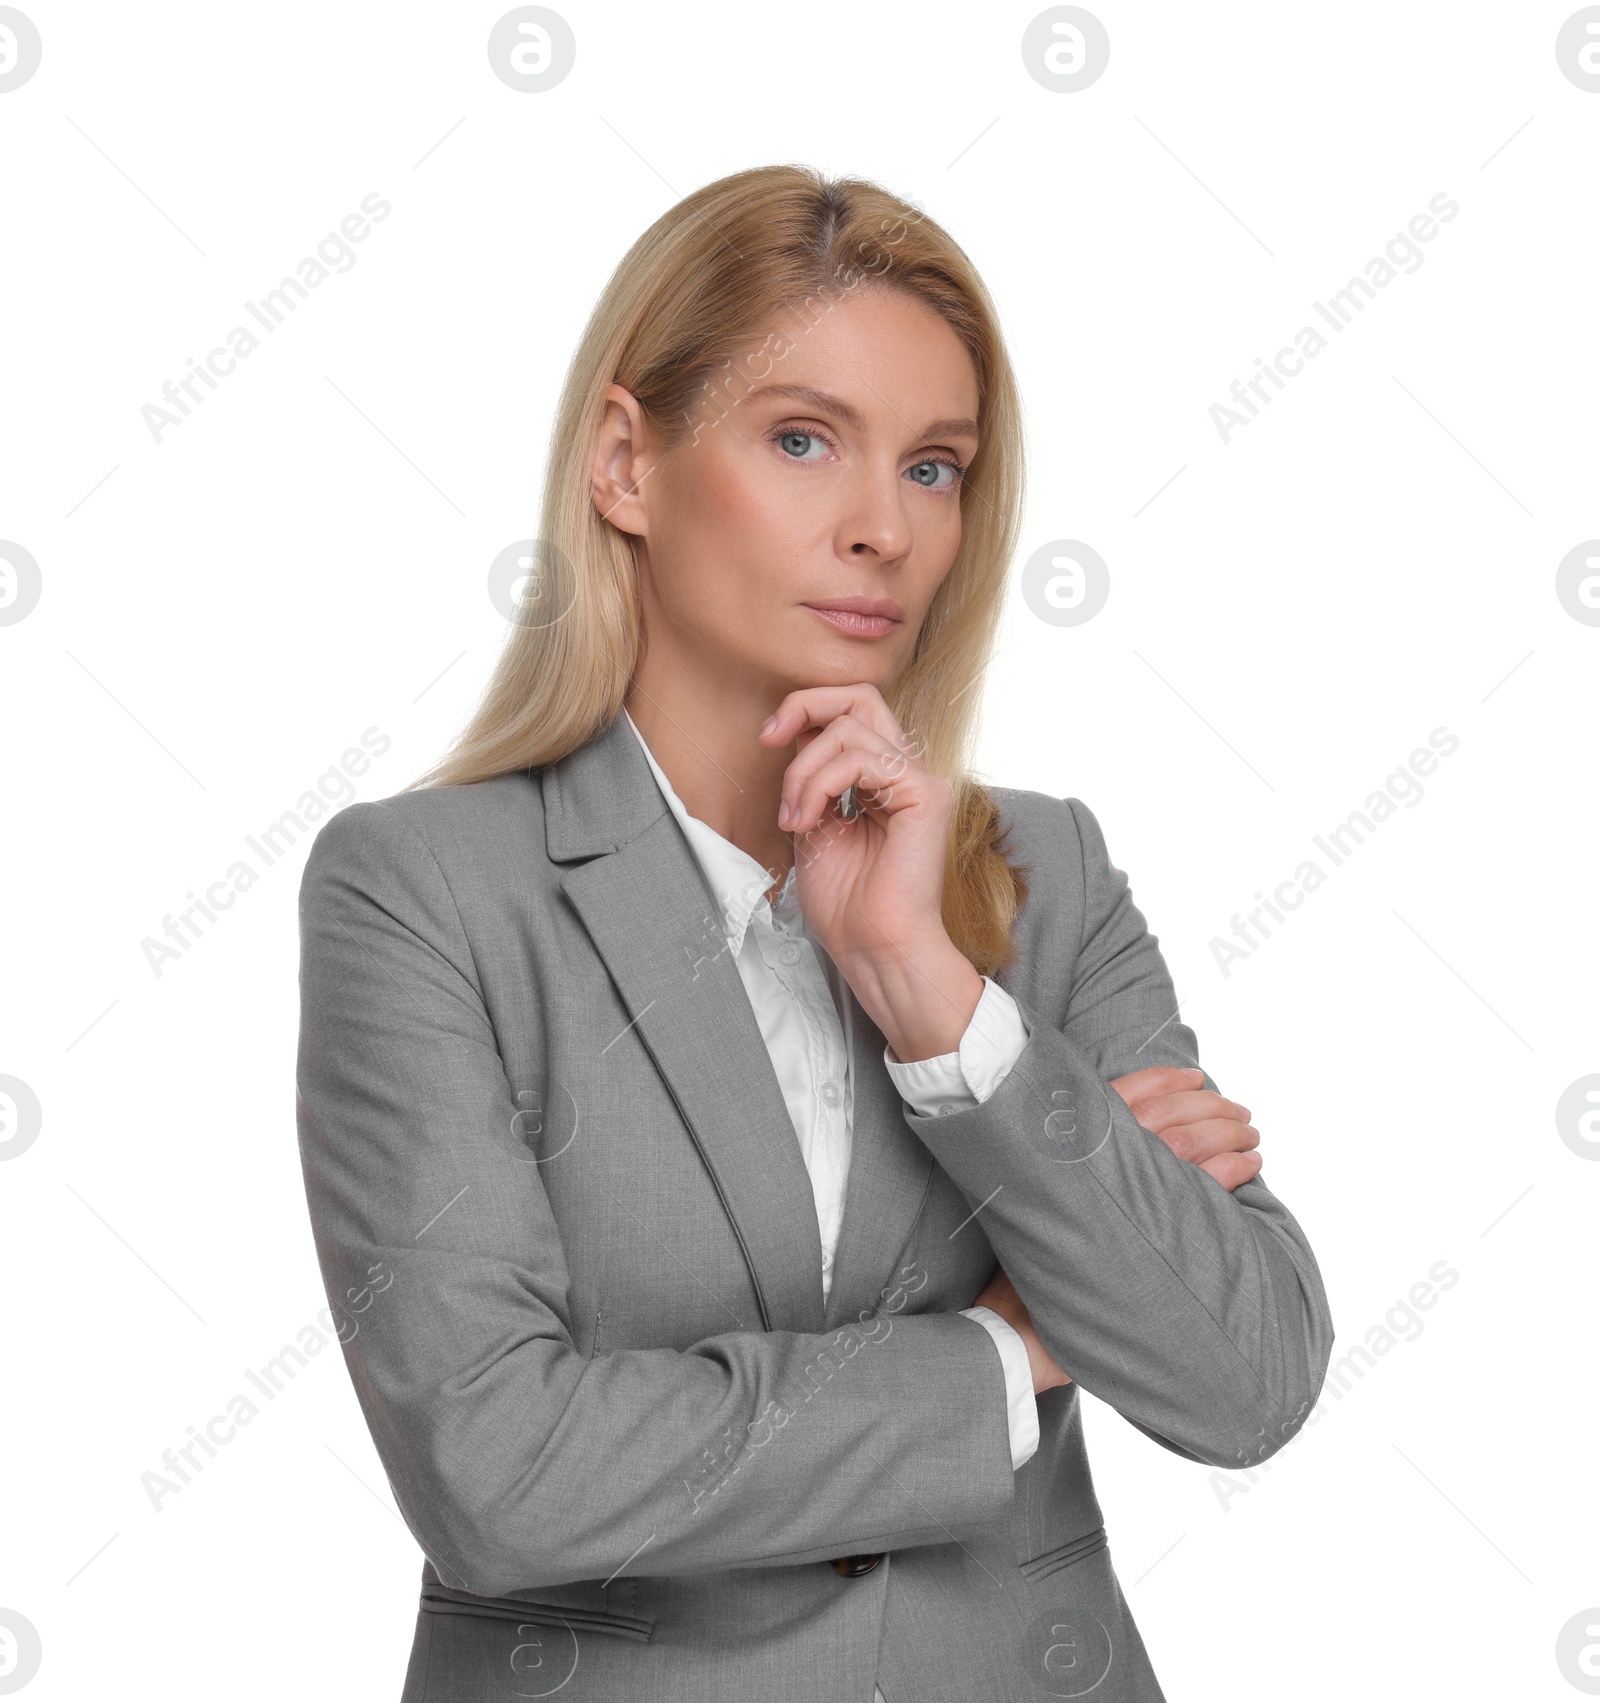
<box><xmin>539</xmin><ymin>704</ymin><xmax>936</xmax><ymax>1337</ymax></box>
<box><xmin>540</xmin><ymin>704</ymin><xmax>669</xmax><ymax>861</ymax></box>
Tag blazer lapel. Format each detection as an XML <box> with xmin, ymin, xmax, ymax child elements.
<box><xmin>821</xmin><ymin>991</ymin><xmax>935</xmax><ymax>1333</ymax></box>
<box><xmin>542</xmin><ymin>705</ymin><xmax>937</xmax><ymax>1343</ymax></box>
<box><xmin>545</xmin><ymin>709</ymin><xmax>826</xmax><ymax>1336</ymax></box>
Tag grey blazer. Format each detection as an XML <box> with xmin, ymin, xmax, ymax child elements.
<box><xmin>295</xmin><ymin>704</ymin><xmax>1335</xmax><ymax>1702</ymax></box>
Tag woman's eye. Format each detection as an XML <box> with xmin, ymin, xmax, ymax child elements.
<box><xmin>776</xmin><ymin>430</ymin><xmax>829</xmax><ymax>462</ymax></box>
<box><xmin>907</xmin><ymin>458</ymin><xmax>961</xmax><ymax>491</ymax></box>
<box><xmin>773</xmin><ymin>431</ymin><xmax>962</xmax><ymax>490</ymax></box>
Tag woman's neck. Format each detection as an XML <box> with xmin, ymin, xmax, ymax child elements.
<box><xmin>624</xmin><ymin>670</ymin><xmax>795</xmax><ymax>886</ymax></box>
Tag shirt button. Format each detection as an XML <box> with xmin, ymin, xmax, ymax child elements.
<box><xmin>821</xmin><ymin>1247</ymin><xmax>832</xmax><ymax>1268</ymax></box>
<box><xmin>819</xmin><ymin>1079</ymin><xmax>840</xmax><ymax>1105</ymax></box>
<box><xmin>778</xmin><ymin>942</ymin><xmax>801</xmax><ymax>965</ymax></box>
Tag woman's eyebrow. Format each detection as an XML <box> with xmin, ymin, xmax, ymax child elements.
<box><xmin>749</xmin><ymin>382</ymin><xmax>979</xmax><ymax>443</ymax></box>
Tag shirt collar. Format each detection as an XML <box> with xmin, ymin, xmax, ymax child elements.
<box><xmin>622</xmin><ymin>708</ymin><xmax>796</xmax><ymax>960</ymax></box>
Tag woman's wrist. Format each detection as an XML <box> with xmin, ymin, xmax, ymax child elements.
<box><xmin>839</xmin><ymin>934</ymin><xmax>984</xmax><ymax>1064</ymax></box>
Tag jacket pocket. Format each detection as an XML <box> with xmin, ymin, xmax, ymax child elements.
<box><xmin>419</xmin><ymin>1582</ymin><xmax>653</xmax><ymax>1642</ymax></box>
<box><xmin>1019</xmin><ymin>1523</ymin><xmax>1109</xmax><ymax>1585</ymax></box>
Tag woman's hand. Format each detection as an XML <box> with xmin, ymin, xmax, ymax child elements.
<box><xmin>971</xmin><ymin>1073</ymin><xmax>1258</xmax><ymax>1396</ymax></box>
<box><xmin>758</xmin><ymin>683</ymin><xmax>952</xmax><ymax>965</ymax></box>
<box><xmin>1107</xmin><ymin>1065</ymin><xmax>1262</xmax><ymax>1191</ymax></box>
<box><xmin>970</xmin><ymin>1076</ymin><xmax>1256</xmax><ymax>1400</ymax></box>
<box><xmin>758</xmin><ymin>684</ymin><xmax>983</xmax><ymax>1065</ymax></box>
<box><xmin>972</xmin><ymin>1265</ymin><xmax>1073</xmax><ymax>1395</ymax></box>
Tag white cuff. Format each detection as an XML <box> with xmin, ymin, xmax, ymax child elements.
<box><xmin>960</xmin><ymin>1305</ymin><xmax>1041</xmax><ymax>1470</ymax></box>
<box><xmin>883</xmin><ymin>977</ymin><xmax>1030</xmax><ymax>1118</ymax></box>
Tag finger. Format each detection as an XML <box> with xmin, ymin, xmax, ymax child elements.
<box><xmin>1127</xmin><ymin>1087</ymin><xmax>1251</xmax><ymax>1131</ymax></box>
<box><xmin>1110</xmin><ymin>1065</ymin><xmax>1201</xmax><ymax>1103</ymax></box>
<box><xmin>786</xmin><ymin>744</ymin><xmax>938</xmax><ymax>834</ymax></box>
<box><xmin>782</xmin><ymin>718</ymin><xmax>933</xmax><ymax>831</ymax></box>
<box><xmin>1199</xmin><ymin>1150</ymin><xmax>1264</xmax><ymax>1192</ymax></box>
<box><xmin>760</xmin><ymin>684</ymin><xmax>905</xmax><ymax>751</ymax></box>
<box><xmin>778</xmin><ymin>715</ymin><xmax>894</xmax><ymax>826</ymax></box>
<box><xmin>1146</xmin><ymin>1116</ymin><xmax>1260</xmax><ymax>1165</ymax></box>
<box><xmin>1110</xmin><ymin>1066</ymin><xmax>1215</xmax><ymax>1120</ymax></box>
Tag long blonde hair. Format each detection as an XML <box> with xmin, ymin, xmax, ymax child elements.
<box><xmin>408</xmin><ymin>163</ymin><xmax>1032</xmax><ymax>976</ymax></box>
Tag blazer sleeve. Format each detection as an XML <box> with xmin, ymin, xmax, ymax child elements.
<box><xmin>295</xmin><ymin>800</ymin><xmax>1016</xmax><ymax>1601</ymax></box>
<box><xmin>906</xmin><ymin>796</ymin><xmax>1336</xmax><ymax>1472</ymax></box>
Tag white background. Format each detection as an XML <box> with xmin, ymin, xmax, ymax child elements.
<box><xmin>2</xmin><ymin>2</ymin><xmax>1597</xmax><ymax>1697</ymax></box>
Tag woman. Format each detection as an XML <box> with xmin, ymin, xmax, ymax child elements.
<box><xmin>296</xmin><ymin>163</ymin><xmax>1335</xmax><ymax>1702</ymax></box>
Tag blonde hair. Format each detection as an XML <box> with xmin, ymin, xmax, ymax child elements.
<box><xmin>408</xmin><ymin>163</ymin><xmax>1032</xmax><ymax>976</ymax></box>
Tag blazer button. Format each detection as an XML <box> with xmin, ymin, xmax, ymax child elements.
<box><xmin>830</xmin><ymin>1553</ymin><xmax>884</xmax><ymax>1577</ymax></box>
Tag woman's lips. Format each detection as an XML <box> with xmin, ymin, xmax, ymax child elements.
<box><xmin>802</xmin><ymin>600</ymin><xmax>904</xmax><ymax>639</ymax></box>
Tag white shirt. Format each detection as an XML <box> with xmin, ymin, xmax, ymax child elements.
<box><xmin>623</xmin><ymin>711</ymin><xmax>1040</xmax><ymax>1482</ymax></box>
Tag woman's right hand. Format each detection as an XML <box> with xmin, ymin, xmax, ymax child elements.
<box><xmin>972</xmin><ymin>1265</ymin><xmax>1073</xmax><ymax>1395</ymax></box>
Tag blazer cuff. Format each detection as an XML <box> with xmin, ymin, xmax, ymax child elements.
<box><xmin>960</xmin><ymin>1305</ymin><xmax>1041</xmax><ymax>1469</ymax></box>
<box><xmin>883</xmin><ymin>977</ymin><xmax>1031</xmax><ymax>1118</ymax></box>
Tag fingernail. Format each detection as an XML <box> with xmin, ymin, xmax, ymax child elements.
<box><xmin>777</xmin><ymin>800</ymin><xmax>790</xmax><ymax>828</ymax></box>
<box><xmin>760</xmin><ymin>713</ymin><xmax>777</xmax><ymax>734</ymax></box>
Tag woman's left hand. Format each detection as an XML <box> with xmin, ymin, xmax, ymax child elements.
<box><xmin>1107</xmin><ymin>1065</ymin><xmax>1262</xmax><ymax>1191</ymax></box>
<box><xmin>758</xmin><ymin>683</ymin><xmax>955</xmax><ymax>972</ymax></box>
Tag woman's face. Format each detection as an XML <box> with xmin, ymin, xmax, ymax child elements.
<box><xmin>600</xmin><ymin>286</ymin><xmax>982</xmax><ymax>700</ymax></box>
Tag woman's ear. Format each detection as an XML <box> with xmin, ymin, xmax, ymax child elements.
<box><xmin>590</xmin><ymin>382</ymin><xmax>654</xmax><ymax>538</ymax></box>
